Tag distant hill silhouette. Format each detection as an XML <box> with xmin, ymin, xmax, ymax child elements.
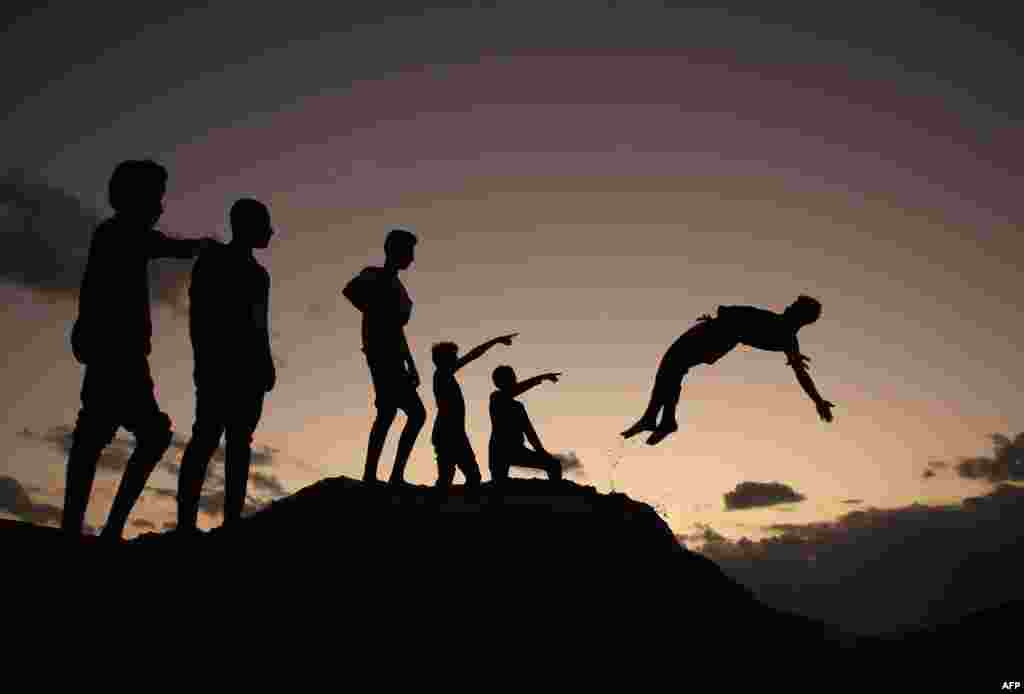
<box><xmin>4</xmin><ymin>474</ymin><xmax>1016</xmax><ymax>684</ymax></box>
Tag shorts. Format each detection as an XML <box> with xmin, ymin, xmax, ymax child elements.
<box><xmin>366</xmin><ymin>353</ymin><xmax>421</xmax><ymax>411</ymax></box>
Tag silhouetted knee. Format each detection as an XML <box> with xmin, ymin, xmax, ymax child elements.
<box><xmin>405</xmin><ymin>401</ymin><xmax>426</xmax><ymax>430</ymax></box>
<box><xmin>372</xmin><ymin>407</ymin><xmax>398</xmax><ymax>429</ymax></box>
<box><xmin>185</xmin><ymin>421</ymin><xmax>223</xmax><ymax>459</ymax></box>
<box><xmin>224</xmin><ymin>431</ymin><xmax>253</xmax><ymax>459</ymax></box>
<box><xmin>134</xmin><ymin>413</ymin><xmax>173</xmax><ymax>463</ymax></box>
<box><xmin>70</xmin><ymin>412</ymin><xmax>118</xmax><ymax>457</ymax></box>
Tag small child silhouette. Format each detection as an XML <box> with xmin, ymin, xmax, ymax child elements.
<box><xmin>622</xmin><ymin>295</ymin><xmax>835</xmax><ymax>445</ymax></box>
<box><xmin>431</xmin><ymin>333</ymin><xmax>517</xmax><ymax>492</ymax></box>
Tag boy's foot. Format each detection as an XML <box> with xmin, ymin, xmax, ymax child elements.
<box><xmin>621</xmin><ymin>418</ymin><xmax>657</xmax><ymax>439</ymax></box>
<box><xmin>645</xmin><ymin>422</ymin><xmax>678</xmax><ymax>446</ymax></box>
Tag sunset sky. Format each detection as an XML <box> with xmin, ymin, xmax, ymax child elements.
<box><xmin>1</xmin><ymin>2</ymin><xmax>1021</xmax><ymax>628</ymax></box>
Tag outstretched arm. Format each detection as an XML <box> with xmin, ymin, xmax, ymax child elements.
<box><xmin>147</xmin><ymin>230</ymin><xmax>212</xmax><ymax>259</ymax></box>
<box><xmin>454</xmin><ymin>333</ymin><xmax>517</xmax><ymax>373</ymax></box>
<box><xmin>508</xmin><ymin>371</ymin><xmax>561</xmax><ymax>399</ymax></box>
<box><xmin>787</xmin><ymin>352</ymin><xmax>834</xmax><ymax>422</ymax></box>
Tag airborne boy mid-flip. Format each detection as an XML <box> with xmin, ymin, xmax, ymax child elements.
<box><xmin>621</xmin><ymin>295</ymin><xmax>836</xmax><ymax>446</ymax></box>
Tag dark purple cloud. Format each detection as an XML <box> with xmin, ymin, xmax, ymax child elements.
<box><xmin>955</xmin><ymin>433</ymin><xmax>1024</xmax><ymax>483</ymax></box>
<box><xmin>0</xmin><ymin>171</ymin><xmax>192</xmax><ymax>312</ymax></box>
<box><xmin>724</xmin><ymin>481</ymin><xmax>805</xmax><ymax>510</ymax></box>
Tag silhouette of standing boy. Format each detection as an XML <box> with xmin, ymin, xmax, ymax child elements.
<box><xmin>176</xmin><ymin>199</ymin><xmax>276</xmax><ymax>531</ymax></box>
<box><xmin>488</xmin><ymin>365</ymin><xmax>564</xmax><ymax>483</ymax></box>
<box><xmin>343</xmin><ymin>228</ymin><xmax>424</xmax><ymax>485</ymax></box>
<box><xmin>431</xmin><ymin>333</ymin><xmax>517</xmax><ymax>492</ymax></box>
<box><xmin>64</xmin><ymin>160</ymin><xmax>209</xmax><ymax>538</ymax></box>
<box><xmin>621</xmin><ymin>295</ymin><xmax>836</xmax><ymax>446</ymax></box>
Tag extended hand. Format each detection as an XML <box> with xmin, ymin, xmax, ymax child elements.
<box><xmin>497</xmin><ymin>332</ymin><xmax>519</xmax><ymax>346</ymax></box>
<box><xmin>545</xmin><ymin>372</ymin><xmax>562</xmax><ymax>383</ymax></box>
<box><xmin>815</xmin><ymin>399</ymin><xmax>835</xmax><ymax>423</ymax></box>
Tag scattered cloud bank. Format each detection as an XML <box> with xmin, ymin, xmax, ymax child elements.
<box><xmin>688</xmin><ymin>431</ymin><xmax>1024</xmax><ymax>635</ymax></box>
<box><xmin>14</xmin><ymin>424</ymin><xmax>296</xmax><ymax>532</ymax></box>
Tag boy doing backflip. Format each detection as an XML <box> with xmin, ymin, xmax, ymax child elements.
<box><xmin>621</xmin><ymin>295</ymin><xmax>836</xmax><ymax>446</ymax></box>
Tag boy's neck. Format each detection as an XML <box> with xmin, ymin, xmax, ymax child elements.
<box><xmin>113</xmin><ymin>212</ymin><xmax>155</xmax><ymax>227</ymax></box>
<box><xmin>228</xmin><ymin>238</ymin><xmax>255</xmax><ymax>258</ymax></box>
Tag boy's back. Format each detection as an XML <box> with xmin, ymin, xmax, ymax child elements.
<box><xmin>346</xmin><ymin>265</ymin><xmax>412</xmax><ymax>357</ymax></box>
<box><xmin>431</xmin><ymin>368</ymin><xmax>466</xmax><ymax>446</ymax></box>
<box><xmin>714</xmin><ymin>305</ymin><xmax>799</xmax><ymax>354</ymax></box>
<box><xmin>489</xmin><ymin>390</ymin><xmax>527</xmax><ymax>451</ymax></box>
<box><xmin>75</xmin><ymin>217</ymin><xmax>182</xmax><ymax>360</ymax></box>
<box><xmin>189</xmin><ymin>241</ymin><xmax>271</xmax><ymax>384</ymax></box>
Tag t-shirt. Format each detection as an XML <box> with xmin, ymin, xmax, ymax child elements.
<box><xmin>489</xmin><ymin>391</ymin><xmax>528</xmax><ymax>452</ymax></box>
<box><xmin>73</xmin><ymin>216</ymin><xmax>199</xmax><ymax>360</ymax></box>
<box><xmin>715</xmin><ymin>305</ymin><xmax>800</xmax><ymax>354</ymax></box>
<box><xmin>189</xmin><ymin>241</ymin><xmax>273</xmax><ymax>386</ymax></box>
<box><xmin>432</xmin><ymin>369</ymin><xmax>467</xmax><ymax>446</ymax></box>
<box><xmin>675</xmin><ymin>305</ymin><xmax>800</xmax><ymax>366</ymax></box>
<box><xmin>344</xmin><ymin>266</ymin><xmax>412</xmax><ymax>357</ymax></box>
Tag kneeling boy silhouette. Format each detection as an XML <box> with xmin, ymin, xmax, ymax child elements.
<box><xmin>622</xmin><ymin>295</ymin><xmax>836</xmax><ymax>446</ymax></box>
<box><xmin>488</xmin><ymin>365</ymin><xmax>564</xmax><ymax>483</ymax></box>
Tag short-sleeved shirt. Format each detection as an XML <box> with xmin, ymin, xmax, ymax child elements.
<box><xmin>189</xmin><ymin>241</ymin><xmax>273</xmax><ymax>387</ymax></box>
<box><xmin>716</xmin><ymin>305</ymin><xmax>800</xmax><ymax>354</ymax></box>
<box><xmin>432</xmin><ymin>369</ymin><xmax>466</xmax><ymax>446</ymax></box>
<box><xmin>73</xmin><ymin>216</ymin><xmax>200</xmax><ymax>360</ymax></box>
<box><xmin>678</xmin><ymin>305</ymin><xmax>799</xmax><ymax>366</ymax></box>
<box><xmin>345</xmin><ymin>266</ymin><xmax>412</xmax><ymax>359</ymax></box>
<box><xmin>488</xmin><ymin>391</ymin><xmax>528</xmax><ymax>453</ymax></box>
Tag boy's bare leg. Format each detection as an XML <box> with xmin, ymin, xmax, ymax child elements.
<box><xmin>621</xmin><ymin>376</ymin><xmax>666</xmax><ymax>438</ymax></box>
<box><xmin>388</xmin><ymin>397</ymin><xmax>425</xmax><ymax>485</ymax></box>
<box><xmin>622</xmin><ymin>358</ymin><xmax>687</xmax><ymax>439</ymax></box>
<box><xmin>365</xmin><ymin>408</ymin><xmax>396</xmax><ymax>482</ymax></box>
<box><xmin>621</xmin><ymin>401</ymin><xmax>661</xmax><ymax>438</ymax></box>
<box><xmin>646</xmin><ymin>383</ymin><xmax>682</xmax><ymax>446</ymax></box>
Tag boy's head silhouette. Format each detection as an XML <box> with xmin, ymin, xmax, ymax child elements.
<box><xmin>230</xmin><ymin>198</ymin><xmax>274</xmax><ymax>249</ymax></box>
<box><xmin>492</xmin><ymin>365</ymin><xmax>517</xmax><ymax>391</ymax></box>
<box><xmin>384</xmin><ymin>228</ymin><xmax>417</xmax><ymax>270</ymax></box>
<box><xmin>431</xmin><ymin>341</ymin><xmax>459</xmax><ymax>370</ymax></box>
<box><xmin>783</xmin><ymin>294</ymin><xmax>822</xmax><ymax>328</ymax></box>
<box><xmin>108</xmin><ymin>159</ymin><xmax>167</xmax><ymax>226</ymax></box>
